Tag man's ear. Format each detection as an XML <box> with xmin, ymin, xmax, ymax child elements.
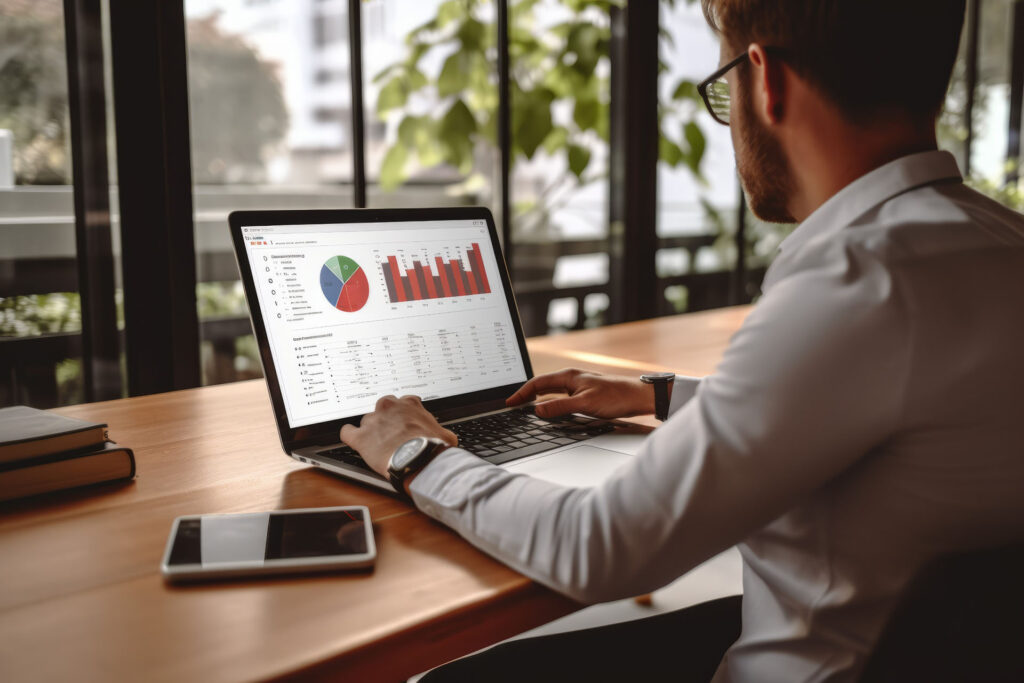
<box><xmin>748</xmin><ymin>44</ymin><xmax>786</xmax><ymax>125</ymax></box>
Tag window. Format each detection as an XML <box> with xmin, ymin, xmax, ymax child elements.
<box><xmin>0</xmin><ymin>0</ymin><xmax>84</xmax><ymax>407</ymax></box>
<box><xmin>186</xmin><ymin>0</ymin><xmax>355</xmax><ymax>386</ymax></box>
<box><xmin>314</xmin><ymin>11</ymin><xmax>348</xmax><ymax>48</ymax></box>
<box><xmin>5</xmin><ymin>0</ymin><xmax>1023</xmax><ymax>408</ymax></box>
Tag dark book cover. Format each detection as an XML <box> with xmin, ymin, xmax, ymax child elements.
<box><xmin>0</xmin><ymin>406</ymin><xmax>108</xmax><ymax>463</ymax></box>
<box><xmin>0</xmin><ymin>441</ymin><xmax>135</xmax><ymax>503</ymax></box>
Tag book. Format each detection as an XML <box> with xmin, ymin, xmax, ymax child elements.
<box><xmin>0</xmin><ymin>441</ymin><xmax>135</xmax><ymax>503</ymax></box>
<box><xmin>0</xmin><ymin>405</ymin><xmax>107</xmax><ymax>464</ymax></box>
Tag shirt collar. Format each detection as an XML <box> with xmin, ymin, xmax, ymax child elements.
<box><xmin>774</xmin><ymin>150</ymin><xmax>964</xmax><ymax>259</ymax></box>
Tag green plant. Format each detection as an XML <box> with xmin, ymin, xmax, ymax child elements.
<box><xmin>968</xmin><ymin>170</ymin><xmax>1024</xmax><ymax>213</ymax></box>
<box><xmin>374</xmin><ymin>0</ymin><xmax>707</xmax><ymax>238</ymax></box>
<box><xmin>0</xmin><ymin>293</ymin><xmax>81</xmax><ymax>336</ymax></box>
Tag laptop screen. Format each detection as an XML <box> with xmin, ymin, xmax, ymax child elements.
<box><xmin>239</xmin><ymin>217</ymin><xmax>529</xmax><ymax>429</ymax></box>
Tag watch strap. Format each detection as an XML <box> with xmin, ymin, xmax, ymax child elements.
<box><xmin>653</xmin><ymin>380</ymin><xmax>671</xmax><ymax>421</ymax></box>
<box><xmin>388</xmin><ymin>439</ymin><xmax>448</xmax><ymax>498</ymax></box>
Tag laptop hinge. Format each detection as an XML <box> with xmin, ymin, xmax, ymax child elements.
<box><xmin>433</xmin><ymin>398</ymin><xmax>509</xmax><ymax>423</ymax></box>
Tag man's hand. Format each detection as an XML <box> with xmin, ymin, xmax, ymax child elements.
<box><xmin>506</xmin><ymin>368</ymin><xmax>663</xmax><ymax>419</ymax></box>
<box><xmin>340</xmin><ymin>395</ymin><xmax>457</xmax><ymax>478</ymax></box>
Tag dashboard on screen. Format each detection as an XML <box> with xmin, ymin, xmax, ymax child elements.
<box><xmin>240</xmin><ymin>219</ymin><xmax>529</xmax><ymax>428</ymax></box>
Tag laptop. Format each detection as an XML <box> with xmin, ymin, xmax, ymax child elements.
<box><xmin>229</xmin><ymin>206</ymin><xmax>650</xmax><ymax>493</ymax></box>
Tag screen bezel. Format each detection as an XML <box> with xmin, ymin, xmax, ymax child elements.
<box><xmin>229</xmin><ymin>206</ymin><xmax>535</xmax><ymax>452</ymax></box>
<box><xmin>161</xmin><ymin>506</ymin><xmax>377</xmax><ymax>574</ymax></box>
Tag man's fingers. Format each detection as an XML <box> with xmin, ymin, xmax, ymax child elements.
<box><xmin>376</xmin><ymin>394</ymin><xmax>398</xmax><ymax>409</ymax></box>
<box><xmin>507</xmin><ymin>370</ymin><xmax>582</xmax><ymax>405</ymax></box>
<box><xmin>339</xmin><ymin>423</ymin><xmax>361</xmax><ymax>448</ymax></box>
<box><xmin>534</xmin><ymin>396</ymin><xmax>584</xmax><ymax>418</ymax></box>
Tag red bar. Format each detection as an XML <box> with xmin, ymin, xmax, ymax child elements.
<box><xmin>435</xmin><ymin>257</ymin><xmax>453</xmax><ymax>297</ymax></box>
<box><xmin>417</xmin><ymin>261</ymin><xmax>438</xmax><ymax>298</ymax></box>
<box><xmin>406</xmin><ymin>268</ymin><xmax>422</xmax><ymax>300</ymax></box>
<box><xmin>388</xmin><ymin>256</ymin><xmax>407</xmax><ymax>302</ymax></box>
<box><xmin>449</xmin><ymin>259</ymin><xmax>466</xmax><ymax>295</ymax></box>
<box><xmin>465</xmin><ymin>259</ymin><xmax>479</xmax><ymax>294</ymax></box>
<box><xmin>470</xmin><ymin>243</ymin><xmax>491</xmax><ymax>294</ymax></box>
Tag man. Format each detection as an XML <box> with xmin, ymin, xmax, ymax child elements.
<box><xmin>340</xmin><ymin>0</ymin><xmax>1024</xmax><ymax>680</ymax></box>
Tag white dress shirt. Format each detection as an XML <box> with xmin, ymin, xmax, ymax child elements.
<box><xmin>409</xmin><ymin>150</ymin><xmax>1024</xmax><ymax>682</ymax></box>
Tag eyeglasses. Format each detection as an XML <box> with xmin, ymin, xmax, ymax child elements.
<box><xmin>697</xmin><ymin>47</ymin><xmax>789</xmax><ymax>126</ymax></box>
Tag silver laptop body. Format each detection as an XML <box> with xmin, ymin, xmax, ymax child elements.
<box><xmin>229</xmin><ymin>207</ymin><xmax>647</xmax><ymax>493</ymax></box>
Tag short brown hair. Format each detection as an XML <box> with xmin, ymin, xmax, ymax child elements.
<box><xmin>701</xmin><ymin>0</ymin><xmax>966</xmax><ymax>123</ymax></box>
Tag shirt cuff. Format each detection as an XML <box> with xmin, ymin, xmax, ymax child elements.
<box><xmin>667</xmin><ymin>375</ymin><xmax>701</xmax><ymax>418</ymax></box>
<box><xmin>408</xmin><ymin>447</ymin><xmax>491</xmax><ymax>515</ymax></box>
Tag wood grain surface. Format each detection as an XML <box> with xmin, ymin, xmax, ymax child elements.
<box><xmin>0</xmin><ymin>306</ymin><xmax>749</xmax><ymax>682</ymax></box>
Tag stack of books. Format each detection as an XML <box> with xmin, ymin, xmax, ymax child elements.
<box><xmin>0</xmin><ymin>406</ymin><xmax>135</xmax><ymax>503</ymax></box>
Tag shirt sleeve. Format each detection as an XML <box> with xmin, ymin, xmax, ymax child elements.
<box><xmin>410</xmin><ymin>251</ymin><xmax>911</xmax><ymax>604</ymax></box>
<box><xmin>668</xmin><ymin>376</ymin><xmax>701</xmax><ymax>417</ymax></box>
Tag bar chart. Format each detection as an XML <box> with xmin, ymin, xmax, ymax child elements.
<box><xmin>377</xmin><ymin>243</ymin><xmax>492</xmax><ymax>303</ymax></box>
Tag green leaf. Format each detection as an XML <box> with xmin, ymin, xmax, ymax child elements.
<box><xmin>407</xmin><ymin>67</ymin><xmax>428</xmax><ymax>90</ymax></box>
<box><xmin>566</xmin><ymin>23</ymin><xmax>604</xmax><ymax>77</ymax></box>
<box><xmin>439</xmin><ymin>99</ymin><xmax>477</xmax><ymax>169</ymax></box>
<box><xmin>376</xmin><ymin>78</ymin><xmax>407</xmax><ymax>115</ymax></box>
<box><xmin>456</xmin><ymin>18</ymin><xmax>486</xmax><ymax>51</ymax></box>
<box><xmin>595</xmin><ymin>105</ymin><xmax>610</xmax><ymax>141</ymax></box>
<box><xmin>513</xmin><ymin>89</ymin><xmax>554</xmax><ymax>159</ymax></box>
<box><xmin>568</xmin><ymin>143</ymin><xmax>591</xmax><ymax>179</ymax></box>
<box><xmin>672</xmin><ymin>79</ymin><xmax>701</xmax><ymax>103</ymax></box>
<box><xmin>437</xmin><ymin>0</ymin><xmax>464</xmax><ymax>27</ymax></box>
<box><xmin>438</xmin><ymin>52</ymin><xmax>470</xmax><ymax>96</ymax></box>
<box><xmin>440</xmin><ymin>98</ymin><xmax>478</xmax><ymax>138</ymax></box>
<box><xmin>683</xmin><ymin>121</ymin><xmax>706</xmax><ymax>174</ymax></box>
<box><xmin>659</xmin><ymin>136</ymin><xmax>684</xmax><ymax>166</ymax></box>
<box><xmin>380</xmin><ymin>144</ymin><xmax>409</xmax><ymax>190</ymax></box>
<box><xmin>397</xmin><ymin>116</ymin><xmax>422</xmax><ymax>147</ymax></box>
<box><xmin>573</xmin><ymin>97</ymin><xmax>599</xmax><ymax>130</ymax></box>
<box><xmin>542</xmin><ymin>126</ymin><xmax>568</xmax><ymax>155</ymax></box>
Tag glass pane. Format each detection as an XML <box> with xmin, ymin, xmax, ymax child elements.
<box><xmin>185</xmin><ymin>0</ymin><xmax>358</xmax><ymax>385</ymax></box>
<box><xmin>0</xmin><ymin>0</ymin><xmax>85</xmax><ymax>407</ymax></box>
<box><xmin>968</xmin><ymin>0</ymin><xmax>1016</xmax><ymax>184</ymax></box>
<box><xmin>657</xmin><ymin>0</ymin><xmax>746</xmax><ymax>313</ymax></box>
<box><xmin>362</xmin><ymin>0</ymin><xmax>494</xmax><ymax>211</ymax></box>
<box><xmin>941</xmin><ymin>0</ymin><xmax>1022</xmax><ymax>214</ymax></box>
<box><xmin>508</xmin><ymin>0</ymin><xmax>612</xmax><ymax>334</ymax></box>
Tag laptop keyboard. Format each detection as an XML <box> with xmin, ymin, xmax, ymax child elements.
<box><xmin>315</xmin><ymin>406</ymin><xmax>616</xmax><ymax>471</ymax></box>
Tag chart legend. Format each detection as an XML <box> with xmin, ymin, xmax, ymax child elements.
<box><xmin>320</xmin><ymin>255</ymin><xmax>370</xmax><ymax>312</ymax></box>
<box><xmin>378</xmin><ymin>243</ymin><xmax>491</xmax><ymax>304</ymax></box>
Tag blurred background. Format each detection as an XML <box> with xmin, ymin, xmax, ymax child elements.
<box><xmin>1</xmin><ymin>0</ymin><xmax>1022</xmax><ymax>408</ymax></box>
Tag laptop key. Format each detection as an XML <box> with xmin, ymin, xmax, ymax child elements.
<box><xmin>553</xmin><ymin>437</ymin><xmax>575</xmax><ymax>445</ymax></box>
<box><xmin>477</xmin><ymin>449</ymin><xmax>498</xmax><ymax>456</ymax></box>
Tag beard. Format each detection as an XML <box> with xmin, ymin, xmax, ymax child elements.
<box><xmin>733</xmin><ymin>89</ymin><xmax>797</xmax><ymax>224</ymax></box>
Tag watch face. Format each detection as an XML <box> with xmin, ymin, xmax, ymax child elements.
<box><xmin>642</xmin><ymin>372</ymin><xmax>675</xmax><ymax>382</ymax></box>
<box><xmin>391</xmin><ymin>437</ymin><xmax>427</xmax><ymax>470</ymax></box>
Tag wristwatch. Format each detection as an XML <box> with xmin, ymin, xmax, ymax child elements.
<box><xmin>387</xmin><ymin>436</ymin><xmax>449</xmax><ymax>498</ymax></box>
<box><xmin>640</xmin><ymin>372</ymin><xmax>676</xmax><ymax>421</ymax></box>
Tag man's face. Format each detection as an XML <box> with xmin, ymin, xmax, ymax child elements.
<box><xmin>728</xmin><ymin>53</ymin><xmax>797</xmax><ymax>224</ymax></box>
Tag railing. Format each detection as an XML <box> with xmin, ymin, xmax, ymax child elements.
<box><xmin>1</xmin><ymin>185</ymin><xmax>764</xmax><ymax>407</ymax></box>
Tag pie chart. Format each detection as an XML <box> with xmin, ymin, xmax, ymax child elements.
<box><xmin>320</xmin><ymin>256</ymin><xmax>370</xmax><ymax>312</ymax></box>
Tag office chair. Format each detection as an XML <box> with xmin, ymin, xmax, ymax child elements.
<box><xmin>859</xmin><ymin>542</ymin><xmax>1024</xmax><ymax>682</ymax></box>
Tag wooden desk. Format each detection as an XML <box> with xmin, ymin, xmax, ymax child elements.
<box><xmin>0</xmin><ymin>306</ymin><xmax>750</xmax><ymax>682</ymax></box>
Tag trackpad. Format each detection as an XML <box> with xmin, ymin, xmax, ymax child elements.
<box><xmin>506</xmin><ymin>445</ymin><xmax>631</xmax><ymax>487</ymax></box>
